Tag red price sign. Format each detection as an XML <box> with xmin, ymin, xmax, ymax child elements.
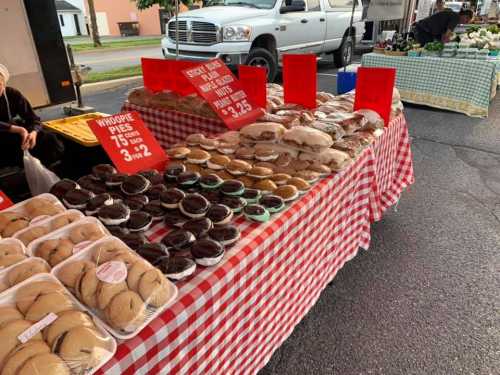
<box><xmin>354</xmin><ymin>67</ymin><xmax>396</xmax><ymax>126</ymax></box>
<box><xmin>283</xmin><ymin>54</ymin><xmax>317</xmax><ymax>109</ymax></box>
<box><xmin>238</xmin><ymin>65</ymin><xmax>267</xmax><ymax>109</ymax></box>
<box><xmin>0</xmin><ymin>190</ymin><xmax>13</xmax><ymax>210</ymax></box>
<box><xmin>141</xmin><ymin>58</ymin><xmax>175</xmax><ymax>92</ymax></box>
<box><xmin>182</xmin><ymin>59</ymin><xmax>264</xmax><ymax>130</ymax></box>
<box><xmin>88</xmin><ymin>112</ymin><xmax>168</xmax><ymax>174</ymax></box>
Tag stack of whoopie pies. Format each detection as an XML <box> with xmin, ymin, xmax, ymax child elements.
<box><xmin>0</xmin><ymin>279</ymin><xmax>113</xmax><ymax>374</ymax></box>
<box><xmin>56</xmin><ymin>238</ymin><xmax>175</xmax><ymax>335</ymax></box>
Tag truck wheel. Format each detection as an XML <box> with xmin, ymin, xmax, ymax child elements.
<box><xmin>334</xmin><ymin>37</ymin><xmax>353</xmax><ymax>68</ymax></box>
<box><xmin>246</xmin><ymin>48</ymin><xmax>277</xmax><ymax>82</ymax></box>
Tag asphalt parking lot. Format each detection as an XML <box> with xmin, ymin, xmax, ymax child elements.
<box><xmin>38</xmin><ymin>72</ymin><xmax>500</xmax><ymax>375</ymax></box>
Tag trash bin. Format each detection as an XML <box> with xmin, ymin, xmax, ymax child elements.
<box><xmin>118</xmin><ymin>22</ymin><xmax>139</xmax><ymax>37</ymax></box>
<box><xmin>337</xmin><ymin>71</ymin><xmax>357</xmax><ymax>94</ymax></box>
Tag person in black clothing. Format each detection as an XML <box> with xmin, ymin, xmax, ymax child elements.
<box><xmin>414</xmin><ymin>9</ymin><xmax>473</xmax><ymax>45</ymax></box>
<box><xmin>0</xmin><ymin>64</ymin><xmax>63</xmax><ymax>169</ymax></box>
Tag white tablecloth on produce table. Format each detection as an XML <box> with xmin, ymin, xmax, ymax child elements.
<box><xmin>97</xmin><ymin>108</ymin><xmax>414</xmax><ymax>374</ymax></box>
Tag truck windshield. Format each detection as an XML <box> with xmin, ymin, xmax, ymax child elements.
<box><xmin>205</xmin><ymin>0</ymin><xmax>277</xmax><ymax>9</ymax></box>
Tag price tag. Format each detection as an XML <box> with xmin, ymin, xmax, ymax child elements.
<box><xmin>88</xmin><ymin>112</ymin><xmax>168</xmax><ymax>174</ymax></box>
<box><xmin>238</xmin><ymin>65</ymin><xmax>267</xmax><ymax>109</ymax></box>
<box><xmin>353</xmin><ymin>67</ymin><xmax>396</xmax><ymax>126</ymax></box>
<box><xmin>18</xmin><ymin>313</ymin><xmax>58</xmax><ymax>344</ymax></box>
<box><xmin>0</xmin><ymin>190</ymin><xmax>13</xmax><ymax>210</ymax></box>
<box><xmin>96</xmin><ymin>261</ymin><xmax>128</xmax><ymax>284</ymax></box>
<box><xmin>182</xmin><ymin>58</ymin><xmax>264</xmax><ymax>130</ymax></box>
<box><xmin>283</xmin><ymin>54</ymin><xmax>317</xmax><ymax>109</ymax></box>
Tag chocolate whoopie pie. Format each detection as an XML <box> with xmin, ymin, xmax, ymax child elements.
<box><xmin>199</xmin><ymin>174</ymin><xmax>223</xmax><ymax>190</ymax></box>
<box><xmin>92</xmin><ymin>164</ymin><xmax>116</xmax><ymax>181</ymax></box>
<box><xmin>76</xmin><ymin>175</ymin><xmax>95</xmax><ymax>191</ymax></box>
<box><xmin>191</xmin><ymin>239</ymin><xmax>225</xmax><ymax>266</ymax></box>
<box><xmin>120</xmin><ymin>232</ymin><xmax>147</xmax><ymax>250</ymax></box>
<box><xmin>179</xmin><ymin>194</ymin><xmax>210</xmax><ymax>218</ymax></box>
<box><xmin>220</xmin><ymin>180</ymin><xmax>245</xmax><ymax>196</ymax></box>
<box><xmin>243</xmin><ymin>204</ymin><xmax>270</xmax><ymax>223</ymax></box>
<box><xmin>200</xmin><ymin>190</ymin><xmax>221</xmax><ymax>204</ymax></box>
<box><xmin>164</xmin><ymin>256</ymin><xmax>196</xmax><ymax>281</ymax></box>
<box><xmin>63</xmin><ymin>188</ymin><xmax>94</xmax><ymax>209</ymax></box>
<box><xmin>177</xmin><ymin>172</ymin><xmax>200</xmax><ymax>187</ymax></box>
<box><xmin>142</xmin><ymin>200</ymin><xmax>167</xmax><ymax>221</ymax></box>
<box><xmin>106</xmin><ymin>225</ymin><xmax>129</xmax><ymax>237</ymax></box>
<box><xmin>139</xmin><ymin>170</ymin><xmax>163</xmax><ymax>185</ymax></box>
<box><xmin>121</xmin><ymin>174</ymin><xmax>151</xmax><ymax>195</ymax></box>
<box><xmin>161</xmin><ymin>229</ymin><xmax>196</xmax><ymax>253</ymax></box>
<box><xmin>241</xmin><ymin>189</ymin><xmax>261</xmax><ymax>204</ymax></box>
<box><xmin>104</xmin><ymin>173</ymin><xmax>127</xmax><ymax>188</ymax></box>
<box><xmin>136</xmin><ymin>243</ymin><xmax>169</xmax><ymax>265</ymax></box>
<box><xmin>206</xmin><ymin>204</ymin><xmax>233</xmax><ymax>225</ymax></box>
<box><xmin>220</xmin><ymin>196</ymin><xmax>247</xmax><ymax>214</ymax></box>
<box><xmin>127</xmin><ymin>211</ymin><xmax>153</xmax><ymax>232</ymax></box>
<box><xmin>163</xmin><ymin>163</ymin><xmax>186</xmax><ymax>182</ymax></box>
<box><xmin>208</xmin><ymin>225</ymin><xmax>240</xmax><ymax>247</ymax></box>
<box><xmin>163</xmin><ymin>209</ymin><xmax>187</xmax><ymax>227</ymax></box>
<box><xmin>259</xmin><ymin>195</ymin><xmax>285</xmax><ymax>213</ymax></box>
<box><xmin>146</xmin><ymin>184</ymin><xmax>168</xmax><ymax>201</ymax></box>
<box><xmin>182</xmin><ymin>217</ymin><xmax>213</xmax><ymax>239</ymax></box>
<box><xmin>124</xmin><ymin>195</ymin><xmax>149</xmax><ymax>212</ymax></box>
<box><xmin>159</xmin><ymin>188</ymin><xmax>186</xmax><ymax>209</ymax></box>
<box><xmin>50</xmin><ymin>179</ymin><xmax>79</xmax><ymax>199</ymax></box>
<box><xmin>98</xmin><ymin>202</ymin><xmax>131</xmax><ymax>225</ymax></box>
<box><xmin>85</xmin><ymin>193</ymin><xmax>113</xmax><ymax>215</ymax></box>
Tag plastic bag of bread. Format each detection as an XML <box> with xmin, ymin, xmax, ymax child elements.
<box><xmin>0</xmin><ymin>273</ymin><xmax>116</xmax><ymax>374</ymax></box>
<box><xmin>332</xmin><ymin>137</ymin><xmax>365</xmax><ymax>158</ymax></box>
<box><xmin>14</xmin><ymin>210</ymin><xmax>84</xmax><ymax>247</ymax></box>
<box><xmin>354</xmin><ymin>109</ymin><xmax>385</xmax><ymax>130</ymax></box>
<box><xmin>149</xmin><ymin>90</ymin><xmax>180</xmax><ymax>110</ymax></box>
<box><xmin>299</xmin><ymin>148</ymin><xmax>352</xmax><ymax>172</ymax></box>
<box><xmin>28</xmin><ymin>217</ymin><xmax>109</xmax><ymax>267</ymax></box>
<box><xmin>0</xmin><ymin>258</ymin><xmax>50</xmax><ymax>293</ymax></box>
<box><xmin>52</xmin><ymin>236</ymin><xmax>177</xmax><ymax>339</ymax></box>
<box><xmin>0</xmin><ymin>239</ymin><xmax>27</xmax><ymax>271</ymax></box>
<box><xmin>257</xmin><ymin>112</ymin><xmax>301</xmax><ymax>129</ymax></box>
<box><xmin>0</xmin><ymin>194</ymin><xmax>65</xmax><ymax>235</ymax></box>
<box><xmin>126</xmin><ymin>86</ymin><xmax>155</xmax><ymax>107</ymax></box>
<box><xmin>310</xmin><ymin>120</ymin><xmax>346</xmax><ymax>141</ymax></box>
<box><xmin>282</xmin><ymin>126</ymin><xmax>333</xmax><ymax>153</ymax></box>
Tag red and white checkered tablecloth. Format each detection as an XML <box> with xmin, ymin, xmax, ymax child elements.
<box><xmin>99</xmin><ymin>105</ymin><xmax>414</xmax><ymax>374</ymax></box>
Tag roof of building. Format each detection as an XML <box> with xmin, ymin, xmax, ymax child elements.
<box><xmin>55</xmin><ymin>1</ymin><xmax>81</xmax><ymax>12</ymax></box>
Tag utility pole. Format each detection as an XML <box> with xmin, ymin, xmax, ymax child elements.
<box><xmin>87</xmin><ymin>0</ymin><xmax>102</xmax><ymax>47</ymax></box>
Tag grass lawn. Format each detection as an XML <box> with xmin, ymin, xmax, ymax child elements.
<box><xmin>83</xmin><ymin>65</ymin><xmax>142</xmax><ymax>83</ymax></box>
<box><xmin>71</xmin><ymin>38</ymin><xmax>161</xmax><ymax>52</ymax></box>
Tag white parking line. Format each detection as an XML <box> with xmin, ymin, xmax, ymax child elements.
<box><xmin>317</xmin><ymin>73</ymin><xmax>337</xmax><ymax>77</ymax></box>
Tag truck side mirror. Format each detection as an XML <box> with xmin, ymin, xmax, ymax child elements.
<box><xmin>280</xmin><ymin>0</ymin><xmax>305</xmax><ymax>13</ymax></box>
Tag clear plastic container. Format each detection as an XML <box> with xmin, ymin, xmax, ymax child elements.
<box><xmin>0</xmin><ymin>238</ymin><xmax>28</xmax><ymax>271</ymax></box>
<box><xmin>52</xmin><ymin>236</ymin><xmax>178</xmax><ymax>340</ymax></box>
<box><xmin>0</xmin><ymin>257</ymin><xmax>50</xmax><ymax>294</ymax></box>
<box><xmin>0</xmin><ymin>273</ymin><xmax>116</xmax><ymax>374</ymax></box>
<box><xmin>27</xmin><ymin>217</ymin><xmax>109</xmax><ymax>267</ymax></box>
<box><xmin>0</xmin><ymin>193</ymin><xmax>65</xmax><ymax>220</ymax></box>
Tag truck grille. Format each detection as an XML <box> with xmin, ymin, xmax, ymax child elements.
<box><xmin>168</xmin><ymin>20</ymin><xmax>219</xmax><ymax>45</ymax></box>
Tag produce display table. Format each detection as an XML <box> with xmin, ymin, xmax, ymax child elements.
<box><xmin>361</xmin><ymin>53</ymin><xmax>498</xmax><ymax>117</ymax></box>
<box><xmin>98</xmin><ymin>105</ymin><xmax>414</xmax><ymax>374</ymax></box>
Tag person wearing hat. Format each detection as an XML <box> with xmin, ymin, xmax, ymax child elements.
<box><xmin>0</xmin><ymin>64</ymin><xmax>63</xmax><ymax>169</ymax></box>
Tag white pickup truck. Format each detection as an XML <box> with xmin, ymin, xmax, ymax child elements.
<box><xmin>161</xmin><ymin>0</ymin><xmax>365</xmax><ymax>80</ymax></box>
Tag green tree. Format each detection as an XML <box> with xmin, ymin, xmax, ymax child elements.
<box><xmin>133</xmin><ymin>0</ymin><xmax>193</xmax><ymax>16</ymax></box>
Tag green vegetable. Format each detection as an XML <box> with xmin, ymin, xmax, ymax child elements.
<box><xmin>424</xmin><ymin>41</ymin><xmax>444</xmax><ymax>51</ymax></box>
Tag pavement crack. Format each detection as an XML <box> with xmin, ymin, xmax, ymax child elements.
<box><xmin>411</xmin><ymin>136</ymin><xmax>500</xmax><ymax>157</ymax></box>
<box><xmin>460</xmin><ymin>190</ymin><xmax>500</xmax><ymax>225</ymax></box>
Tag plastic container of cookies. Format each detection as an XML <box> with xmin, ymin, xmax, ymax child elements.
<box><xmin>13</xmin><ymin>209</ymin><xmax>84</xmax><ymax>247</ymax></box>
<box><xmin>0</xmin><ymin>193</ymin><xmax>66</xmax><ymax>220</ymax></box>
<box><xmin>0</xmin><ymin>272</ymin><xmax>116</xmax><ymax>374</ymax></box>
<box><xmin>0</xmin><ymin>238</ymin><xmax>28</xmax><ymax>271</ymax></box>
<box><xmin>0</xmin><ymin>257</ymin><xmax>50</xmax><ymax>294</ymax></box>
<box><xmin>52</xmin><ymin>236</ymin><xmax>178</xmax><ymax>340</ymax></box>
<box><xmin>26</xmin><ymin>217</ymin><xmax>110</xmax><ymax>267</ymax></box>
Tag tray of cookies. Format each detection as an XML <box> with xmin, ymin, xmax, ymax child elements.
<box><xmin>0</xmin><ymin>238</ymin><xmax>28</xmax><ymax>271</ymax></box>
<box><xmin>27</xmin><ymin>217</ymin><xmax>110</xmax><ymax>268</ymax></box>
<box><xmin>0</xmin><ymin>194</ymin><xmax>66</xmax><ymax>238</ymax></box>
<box><xmin>52</xmin><ymin>236</ymin><xmax>178</xmax><ymax>340</ymax></box>
<box><xmin>0</xmin><ymin>257</ymin><xmax>51</xmax><ymax>294</ymax></box>
<box><xmin>0</xmin><ymin>272</ymin><xmax>116</xmax><ymax>374</ymax></box>
<box><xmin>13</xmin><ymin>210</ymin><xmax>84</xmax><ymax>247</ymax></box>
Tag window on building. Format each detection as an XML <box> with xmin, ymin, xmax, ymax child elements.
<box><xmin>328</xmin><ymin>0</ymin><xmax>358</xmax><ymax>8</ymax></box>
<box><xmin>59</xmin><ymin>14</ymin><xmax>65</xmax><ymax>26</ymax></box>
<box><xmin>307</xmin><ymin>0</ymin><xmax>321</xmax><ymax>11</ymax></box>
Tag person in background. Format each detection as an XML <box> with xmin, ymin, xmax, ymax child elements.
<box><xmin>0</xmin><ymin>64</ymin><xmax>63</xmax><ymax>169</ymax></box>
<box><xmin>414</xmin><ymin>9</ymin><xmax>473</xmax><ymax>45</ymax></box>
<box><xmin>430</xmin><ymin>0</ymin><xmax>446</xmax><ymax>15</ymax></box>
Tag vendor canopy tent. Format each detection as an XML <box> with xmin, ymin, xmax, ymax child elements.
<box><xmin>365</xmin><ymin>0</ymin><xmax>407</xmax><ymax>21</ymax></box>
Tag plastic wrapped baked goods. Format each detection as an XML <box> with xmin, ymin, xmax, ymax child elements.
<box><xmin>0</xmin><ymin>195</ymin><xmax>65</xmax><ymax>225</ymax></box>
<box><xmin>0</xmin><ymin>239</ymin><xmax>27</xmax><ymax>270</ymax></box>
<box><xmin>52</xmin><ymin>236</ymin><xmax>177</xmax><ymax>339</ymax></box>
<box><xmin>355</xmin><ymin>109</ymin><xmax>385</xmax><ymax>130</ymax></box>
<box><xmin>148</xmin><ymin>91</ymin><xmax>179</xmax><ymax>110</ymax></box>
<box><xmin>0</xmin><ymin>258</ymin><xmax>50</xmax><ymax>293</ymax></box>
<box><xmin>310</xmin><ymin>120</ymin><xmax>346</xmax><ymax>141</ymax></box>
<box><xmin>257</xmin><ymin>112</ymin><xmax>301</xmax><ymax>129</ymax></box>
<box><xmin>282</xmin><ymin>126</ymin><xmax>333</xmax><ymax>153</ymax></box>
<box><xmin>332</xmin><ymin>137</ymin><xmax>365</xmax><ymax>158</ymax></box>
<box><xmin>239</xmin><ymin>122</ymin><xmax>286</xmax><ymax>143</ymax></box>
<box><xmin>127</xmin><ymin>87</ymin><xmax>155</xmax><ymax>107</ymax></box>
<box><xmin>0</xmin><ymin>273</ymin><xmax>117</xmax><ymax>374</ymax></box>
<box><xmin>299</xmin><ymin>148</ymin><xmax>352</xmax><ymax>172</ymax></box>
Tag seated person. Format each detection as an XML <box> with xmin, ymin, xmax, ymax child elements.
<box><xmin>0</xmin><ymin>64</ymin><xmax>63</xmax><ymax>169</ymax></box>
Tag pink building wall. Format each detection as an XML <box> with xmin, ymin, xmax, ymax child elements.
<box><xmin>89</xmin><ymin>0</ymin><xmax>162</xmax><ymax>36</ymax></box>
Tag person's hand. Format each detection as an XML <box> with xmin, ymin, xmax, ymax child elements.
<box><xmin>24</xmin><ymin>131</ymin><xmax>37</xmax><ymax>150</ymax></box>
<box><xmin>9</xmin><ymin>125</ymin><xmax>29</xmax><ymax>149</ymax></box>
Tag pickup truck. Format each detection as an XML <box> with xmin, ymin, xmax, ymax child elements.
<box><xmin>161</xmin><ymin>0</ymin><xmax>365</xmax><ymax>81</ymax></box>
